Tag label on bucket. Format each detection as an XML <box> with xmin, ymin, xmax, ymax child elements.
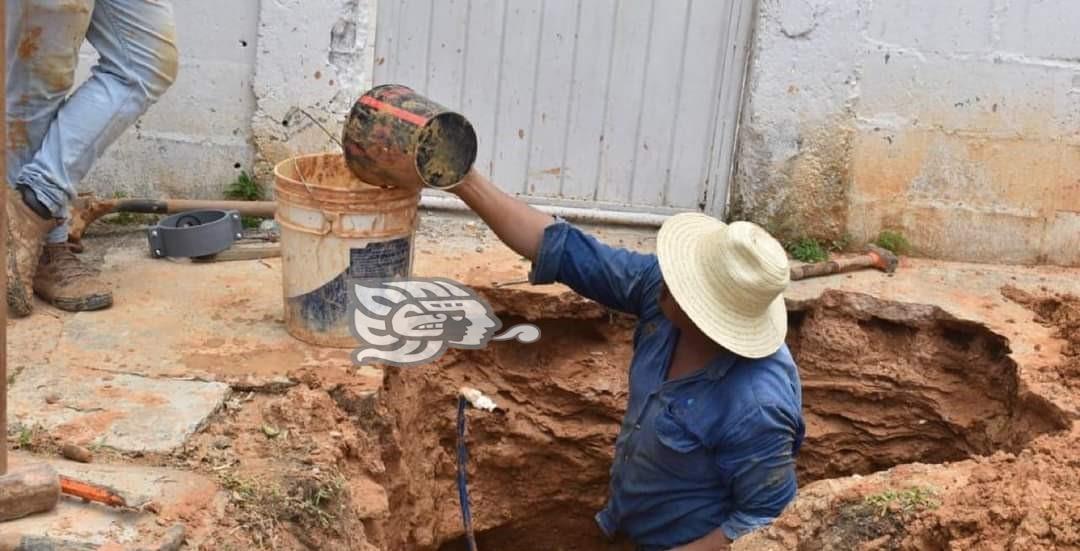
<box><xmin>287</xmin><ymin>237</ymin><xmax>413</xmax><ymax>335</ymax></box>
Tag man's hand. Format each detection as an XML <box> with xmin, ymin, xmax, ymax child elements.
<box><xmin>669</xmin><ymin>528</ymin><xmax>732</xmax><ymax>551</ymax></box>
<box><xmin>449</xmin><ymin>170</ymin><xmax>555</xmax><ymax>261</ymax></box>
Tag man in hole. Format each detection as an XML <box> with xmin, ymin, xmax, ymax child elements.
<box><xmin>450</xmin><ymin>170</ymin><xmax>804</xmax><ymax>550</ymax></box>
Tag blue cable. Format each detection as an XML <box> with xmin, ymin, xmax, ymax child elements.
<box><xmin>457</xmin><ymin>396</ymin><xmax>478</xmax><ymax>551</ymax></box>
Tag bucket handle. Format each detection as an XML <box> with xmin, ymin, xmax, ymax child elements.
<box><xmin>290</xmin><ymin>156</ymin><xmax>334</xmax><ymax>230</ymax></box>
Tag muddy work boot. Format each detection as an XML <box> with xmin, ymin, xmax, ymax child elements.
<box><xmin>33</xmin><ymin>243</ymin><xmax>113</xmax><ymax>312</ymax></box>
<box><xmin>6</xmin><ymin>186</ymin><xmax>58</xmax><ymax>317</ymax></box>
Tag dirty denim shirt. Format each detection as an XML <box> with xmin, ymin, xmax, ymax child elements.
<box><xmin>530</xmin><ymin>222</ymin><xmax>805</xmax><ymax>550</ymax></box>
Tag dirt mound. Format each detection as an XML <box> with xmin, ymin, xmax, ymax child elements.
<box><xmin>180</xmin><ymin>379</ymin><xmax>387</xmax><ymax>550</ymax></box>
<box><xmin>739</xmin><ymin>425</ymin><xmax>1080</xmax><ymax>550</ymax></box>
<box><xmin>1003</xmin><ymin>285</ymin><xmax>1080</xmax><ymax>388</ymax></box>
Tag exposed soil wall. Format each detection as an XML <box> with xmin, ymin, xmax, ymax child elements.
<box><xmin>371</xmin><ymin>316</ymin><xmax>636</xmax><ymax>550</ymax></box>
<box><xmin>789</xmin><ymin>290</ymin><xmax>1067</xmax><ymax>482</ymax></box>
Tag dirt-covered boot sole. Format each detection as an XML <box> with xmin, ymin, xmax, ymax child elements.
<box><xmin>48</xmin><ymin>292</ymin><xmax>114</xmax><ymax>313</ymax></box>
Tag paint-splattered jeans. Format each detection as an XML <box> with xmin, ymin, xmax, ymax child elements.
<box><xmin>5</xmin><ymin>0</ymin><xmax>178</xmax><ymax>243</ymax></box>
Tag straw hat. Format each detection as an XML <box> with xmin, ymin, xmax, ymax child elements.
<box><xmin>657</xmin><ymin>213</ymin><xmax>790</xmax><ymax>359</ymax></box>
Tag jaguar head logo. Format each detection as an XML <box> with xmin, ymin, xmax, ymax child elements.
<box><xmin>350</xmin><ymin>278</ymin><xmax>540</xmax><ymax>367</ymax></box>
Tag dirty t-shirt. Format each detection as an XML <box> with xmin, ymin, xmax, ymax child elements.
<box><xmin>530</xmin><ymin>222</ymin><xmax>805</xmax><ymax>550</ymax></box>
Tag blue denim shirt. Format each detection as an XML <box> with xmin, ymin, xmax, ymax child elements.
<box><xmin>530</xmin><ymin>222</ymin><xmax>805</xmax><ymax>550</ymax></box>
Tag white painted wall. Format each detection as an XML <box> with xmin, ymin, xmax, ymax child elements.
<box><xmin>734</xmin><ymin>0</ymin><xmax>1080</xmax><ymax>266</ymax></box>
<box><xmin>70</xmin><ymin>0</ymin><xmax>1080</xmax><ymax>266</ymax></box>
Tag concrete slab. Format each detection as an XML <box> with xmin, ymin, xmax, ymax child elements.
<box><xmin>8</xmin><ymin>365</ymin><xmax>230</xmax><ymax>454</ymax></box>
<box><xmin>46</xmin><ymin>246</ymin><xmax>355</xmax><ymax>386</ymax></box>
<box><xmin>2</xmin><ymin>452</ymin><xmax>219</xmax><ymax>549</ymax></box>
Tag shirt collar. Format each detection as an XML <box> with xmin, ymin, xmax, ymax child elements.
<box><xmin>704</xmin><ymin>350</ymin><xmax>739</xmax><ymax>380</ymax></box>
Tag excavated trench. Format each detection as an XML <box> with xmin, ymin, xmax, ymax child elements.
<box><xmin>369</xmin><ymin>290</ymin><xmax>1067</xmax><ymax>551</ymax></box>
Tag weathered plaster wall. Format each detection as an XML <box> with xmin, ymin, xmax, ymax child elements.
<box><xmin>76</xmin><ymin>1</ymin><xmax>261</xmax><ymax>199</ymax></box>
<box><xmin>78</xmin><ymin>0</ymin><xmax>376</xmax><ymax>199</ymax></box>
<box><xmin>734</xmin><ymin>0</ymin><xmax>1080</xmax><ymax>266</ymax></box>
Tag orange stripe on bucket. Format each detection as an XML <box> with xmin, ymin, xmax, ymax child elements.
<box><xmin>359</xmin><ymin>96</ymin><xmax>430</xmax><ymax>127</ymax></box>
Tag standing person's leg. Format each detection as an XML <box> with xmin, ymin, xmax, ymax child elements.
<box><xmin>5</xmin><ymin>0</ymin><xmax>94</xmax><ymax>317</ymax></box>
<box><xmin>27</xmin><ymin>0</ymin><xmax>178</xmax><ymax>312</ymax></box>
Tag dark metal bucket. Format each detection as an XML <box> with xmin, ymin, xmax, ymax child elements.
<box><xmin>342</xmin><ymin>84</ymin><xmax>478</xmax><ymax>191</ymax></box>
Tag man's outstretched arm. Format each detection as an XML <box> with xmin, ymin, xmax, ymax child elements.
<box><xmin>449</xmin><ymin>169</ymin><xmax>555</xmax><ymax>261</ymax></box>
<box><xmin>446</xmin><ymin>170</ymin><xmax>660</xmax><ymax>317</ymax></box>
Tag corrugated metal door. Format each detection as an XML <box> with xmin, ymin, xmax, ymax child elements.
<box><xmin>373</xmin><ymin>0</ymin><xmax>755</xmax><ymax>216</ymax></box>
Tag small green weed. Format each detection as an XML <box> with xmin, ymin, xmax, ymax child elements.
<box><xmin>863</xmin><ymin>486</ymin><xmax>939</xmax><ymax>517</ymax></box>
<box><xmin>786</xmin><ymin>238</ymin><xmax>829</xmax><ymax>263</ymax></box>
<box><xmin>16</xmin><ymin>426</ymin><xmax>33</xmax><ymax>449</ymax></box>
<box><xmin>874</xmin><ymin>230</ymin><xmax>911</xmax><ymax>256</ymax></box>
<box><xmin>224</xmin><ymin>171</ymin><xmax>266</xmax><ymax>229</ymax></box>
<box><xmin>218</xmin><ymin>470</ymin><xmax>348</xmax><ymax>546</ymax></box>
<box><xmin>827</xmin><ymin>233</ymin><xmax>854</xmax><ymax>254</ymax></box>
<box><xmin>225</xmin><ymin>171</ymin><xmax>263</xmax><ymax>201</ymax></box>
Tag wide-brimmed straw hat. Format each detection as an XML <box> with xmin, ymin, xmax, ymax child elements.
<box><xmin>657</xmin><ymin>213</ymin><xmax>790</xmax><ymax>359</ymax></box>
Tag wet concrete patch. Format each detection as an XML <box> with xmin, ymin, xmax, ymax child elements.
<box><xmin>9</xmin><ymin>365</ymin><xmax>229</xmax><ymax>454</ymax></box>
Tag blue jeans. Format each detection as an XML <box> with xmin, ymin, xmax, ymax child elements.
<box><xmin>6</xmin><ymin>0</ymin><xmax>178</xmax><ymax>243</ymax></box>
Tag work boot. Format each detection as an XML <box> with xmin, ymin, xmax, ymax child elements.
<box><xmin>6</xmin><ymin>186</ymin><xmax>57</xmax><ymax>317</ymax></box>
<box><xmin>33</xmin><ymin>243</ymin><xmax>113</xmax><ymax>312</ymax></box>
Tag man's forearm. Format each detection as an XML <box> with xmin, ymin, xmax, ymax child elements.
<box><xmin>670</xmin><ymin>528</ymin><xmax>731</xmax><ymax>551</ymax></box>
<box><xmin>449</xmin><ymin>170</ymin><xmax>555</xmax><ymax>261</ymax></box>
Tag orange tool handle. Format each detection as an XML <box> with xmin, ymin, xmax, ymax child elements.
<box><xmin>59</xmin><ymin>475</ymin><xmax>127</xmax><ymax>508</ymax></box>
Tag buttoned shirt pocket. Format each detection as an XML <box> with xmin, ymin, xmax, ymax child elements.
<box><xmin>651</xmin><ymin>403</ymin><xmax>714</xmax><ymax>482</ymax></box>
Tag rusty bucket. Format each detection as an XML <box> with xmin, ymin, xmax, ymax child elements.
<box><xmin>341</xmin><ymin>84</ymin><xmax>478</xmax><ymax>191</ymax></box>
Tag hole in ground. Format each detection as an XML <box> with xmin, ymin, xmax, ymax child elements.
<box><xmin>369</xmin><ymin>291</ymin><xmax>1066</xmax><ymax>550</ymax></box>
<box><xmin>788</xmin><ymin>291</ymin><xmax>1066</xmax><ymax>482</ymax></box>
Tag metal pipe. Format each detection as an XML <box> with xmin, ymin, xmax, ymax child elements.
<box><xmin>419</xmin><ymin>194</ymin><xmax>670</xmax><ymax>227</ymax></box>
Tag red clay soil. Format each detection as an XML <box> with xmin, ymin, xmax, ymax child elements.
<box><xmin>739</xmin><ymin>425</ymin><xmax>1080</xmax><ymax>550</ymax></box>
<box><xmin>371</xmin><ymin>314</ymin><xmax>637</xmax><ymax>551</ymax></box>
<box><xmin>787</xmin><ymin>290</ymin><xmax>1067</xmax><ymax>483</ymax></box>
<box><xmin>740</xmin><ymin>288</ymin><xmax>1080</xmax><ymax>551</ymax></box>
<box><xmin>1003</xmin><ymin>285</ymin><xmax>1080</xmax><ymax>388</ymax></box>
<box><xmin>175</xmin><ymin>286</ymin><xmax>1080</xmax><ymax>551</ymax></box>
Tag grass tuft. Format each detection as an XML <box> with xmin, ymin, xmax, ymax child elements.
<box><xmin>224</xmin><ymin>171</ymin><xmax>266</xmax><ymax>229</ymax></box>
<box><xmin>219</xmin><ymin>470</ymin><xmax>349</xmax><ymax>547</ymax></box>
<box><xmin>863</xmin><ymin>486</ymin><xmax>939</xmax><ymax>517</ymax></box>
<box><xmin>874</xmin><ymin>230</ymin><xmax>911</xmax><ymax>256</ymax></box>
<box><xmin>786</xmin><ymin>237</ymin><xmax>829</xmax><ymax>263</ymax></box>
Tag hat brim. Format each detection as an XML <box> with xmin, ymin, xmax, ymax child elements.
<box><xmin>657</xmin><ymin>213</ymin><xmax>787</xmax><ymax>359</ymax></box>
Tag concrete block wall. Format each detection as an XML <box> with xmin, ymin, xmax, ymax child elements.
<box><xmin>733</xmin><ymin>0</ymin><xmax>1080</xmax><ymax>266</ymax></box>
<box><xmin>76</xmin><ymin>0</ymin><xmax>376</xmax><ymax>201</ymax></box>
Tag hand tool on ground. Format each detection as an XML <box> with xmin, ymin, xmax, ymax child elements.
<box><xmin>0</xmin><ymin>466</ymin><xmax>136</xmax><ymax>523</ymax></box>
<box><xmin>67</xmin><ymin>192</ymin><xmax>276</xmax><ymax>248</ymax></box>
<box><xmin>59</xmin><ymin>474</ymin><xmax>128</xmax><ymax>508</ymax></box>
<box><xmin>789</xmin><ymin>245</ymin><xmax>899</xmax><ymax>281</ymax></box>
<box><xmin>0</xmin><ymin>464</ymin><xmax>61</xmax><ymax>522</ymax></box>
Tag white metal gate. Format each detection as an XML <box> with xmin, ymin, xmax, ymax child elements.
<box><xmin>372</xmin><ymin>0</ymin><xmax>756</xmax><ymax>216</ymax></box>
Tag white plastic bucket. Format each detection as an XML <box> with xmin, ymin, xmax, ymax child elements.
<box><xmin>274</xmin><ymin>153</ymin><xmax>420</xmax><ymax>347</ymax></box>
